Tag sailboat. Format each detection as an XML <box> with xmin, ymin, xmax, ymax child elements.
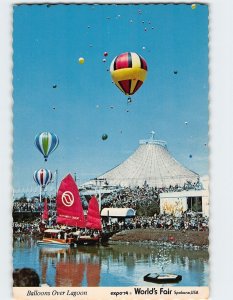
<box><xmin>42</xmin><ymin>198</ymin><xmax>49</xmax><ymax>221</ymax></box>
<box><xmin>73</xmin><ymin>195</ymin><xmax>102</xmax><ymax>245</ymax></box>
<box><xmin>38</xmin><ymin>198</ymin><xmax>49</xmax><ymax>233</ymax></box>
<box><xmin>37</xmin><ymin>174</ymin><xmax>102</xmax><ymax>247</ymax></box>
<box><xmin>37</xmin><ymin>174</ymin><xmax>85</xmax><ymax>247</ymax></box>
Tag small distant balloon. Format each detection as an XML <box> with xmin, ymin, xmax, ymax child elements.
<box><xmin>142</xmin><ymin>46</ymin><xmax>146</xmax><ymax>50</ymax></box>
<box><xmin>185</xmin><ymin>121</ymin><xmax>188</xmax><ymax>125</ymax></box>
<box><xmin>142</xmin><ymin>21</ymin><xmax>145</xmax><ymax>24</ymax></box>
<box><xmin>78</xmin><ymin>57</ymin><xmax>85</xmax><ymax>64</ymax></box>
<box><xmin>174</xmin><ymin>71</ymin><xmax>178</xmax><ymax>75</ymax></box>
<box><xmin>104</xmin><ymin>52</ymin><xmax>108</xmax><ymax>57</ymax></box>
<box><xmin>102</xmin><ymin>58</ymin><xmax>106</xmax><ymax>63</ymax></box>
<box><xmin>102</xmin><ymin>134</ymin><xmax>108</xmax><ymax>141</ymax></box>
<box><xmin>33</xmin><ymin>168</ymin><xmax>53</xmax><ymax>190</ymax></box>
<box><xmin>144</xmin><ymin>28</ymin><xmax>147</xmax><ymax>31</ymax></box>
<box><xmin>53</xmin><ymin>84</ymin><xmax>57</xmax><ymax>89</ymax></box>
<box><xmin>191</xmin><ymin>4</ymin><xmax>197</xmax><ymax>10</ymax></box>
<box><xmin>129</xmin><ymin>19</ymin><xmax>133</xmax><ymax>23</ymax></box>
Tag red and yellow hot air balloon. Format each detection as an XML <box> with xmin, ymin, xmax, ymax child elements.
<box><xmin>110</xmin><ymin>52</ymin><xmax>148</xmax><ymax>100</ymax></box>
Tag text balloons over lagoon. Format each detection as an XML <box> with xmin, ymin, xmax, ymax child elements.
<box><xmin>33</xmin><ymin>168</ymin><xmax>53</xmax><ymax>190</ymax></box>
<box><xmin>110</xmin><ymin>52</ymin><xmax>148</xmax><ymax>99</ymax></box>
<box><xmin>35</xmin><ymin>132</ymin><xmax>59</xmax><ymax>161</ymax></box>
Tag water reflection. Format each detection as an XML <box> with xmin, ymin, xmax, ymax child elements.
<box><xmin>39</xmin><ymin>247</ymin><xmax>101</xmax><ymax>287</ymax></box>
<box><xmin>13</xmin><ymin>236</ymin><xmax>208</xmax><ymax>287</ymax></box>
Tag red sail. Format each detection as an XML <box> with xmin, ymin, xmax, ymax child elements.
<box><xmin>42</xmin><ymin>198</ymin><xmax>48</xmax><ymax>220</ymax></box>
<box><xmin>86</xmin><ymin>196</ymin><xmax>102</xmax><ymax>230</ymax></box>
<box><xmin>56</xmin><ymin>174</ymin><xmax>85</xmax><ymax>227</ymax></box>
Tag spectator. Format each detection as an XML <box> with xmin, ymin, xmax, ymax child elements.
<box><xmin>13</xmin><ymin>268</ymin><xmax>40</xmax><ymax>287</ymax></box>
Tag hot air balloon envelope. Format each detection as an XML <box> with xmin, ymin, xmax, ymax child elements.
<box><xmin>35</xmin><ymin>132</ymin><xmax>59</xmax><ymax>161</ymax></box>
<box><xmin>33</xmin><ymin>168</ymin><xmax>53</xmax><ymax>189</ymax></box>
<box><xmin>110</xmin><ymin>52</ymin><xmax>148</xmax><ymax>96</ymax></box>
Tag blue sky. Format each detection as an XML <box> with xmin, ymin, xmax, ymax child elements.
<box><xmin>13</xmin><ymin>3</ymin><xmax>209</xmax><ymax>191</ymax></box>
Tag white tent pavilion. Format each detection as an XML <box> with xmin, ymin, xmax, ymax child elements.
<box><xmin>86</xmin><ymin>135</ymin><xmax>199</xmax><ymax>188</ymax></box>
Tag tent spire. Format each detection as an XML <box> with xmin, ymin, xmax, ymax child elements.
<box><xmin>150</xmin><ymin>130</ymin><xmax>156</xmax><ymax>140</ymax></box>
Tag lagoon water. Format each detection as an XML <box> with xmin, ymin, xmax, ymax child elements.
<box><xmin>13</xmin><ymin>236</ymin><xmax>208</xmax><ymax>287</ymax></box>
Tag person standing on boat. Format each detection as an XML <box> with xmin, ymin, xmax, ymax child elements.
<box><xmin>76</xmin><ymin>229</ymin><xmax>81</xmax><ymax>238</ymax></box>
<box><xmin>93</xmin><ymin>231</ymin><xmax>99</xmax><ymax>238</ymax></box>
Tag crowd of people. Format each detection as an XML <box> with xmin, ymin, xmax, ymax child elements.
<box><xmin>13</xmin><ymin>220</ymin><xmax>40</xmax><ymax>234</ymax></box>
<box><xmin>102</xmin><ymin>212</ymin><xmax>209</xmax><ymax>232</ymax></box>
<box><xmin>13</xmin><ymin>210</ymin><xmax>208</xmax><ymax>235</ymax></box>
<box><xmin>13</xmin><ymin>180</ymin><xmax>202</xmax><ymax>213</ymax></box>
<box><xmin>13</xmin><ymin>198</ymin><xmax>56</xmax><ymax>213</ymax></box>
<box><xmin>13</xmin><ymin>179</ymin><xmax>208</xmax><ymax>235</ymax></box>
<box><xmin>101</xmin><ymin>186</ymin><xmax>159</xmax><ymax>210</ymax></box>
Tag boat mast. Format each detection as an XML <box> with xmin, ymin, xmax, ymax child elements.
<box><xmin>94</xmin><ymin>178</ymin><xmax>106</xmax><ymax>212</ymax></box>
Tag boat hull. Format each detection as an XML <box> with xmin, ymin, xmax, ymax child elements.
<box><xmin>37</xmin><ymin>238</ymin><xmax>72</xmax><ymax>248</ymax></box>
<box><xmin>37</xmin><ymin>241</ymin><xmax>71</xmax><ymax>248</ymax></box>
<box><xmin>75</xmin><ymin>236</ymin><xmax>100</xmax><ymax>245</ymax></box>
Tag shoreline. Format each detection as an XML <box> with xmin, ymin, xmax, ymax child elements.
<box><xmin>109</xmin><ymin>228</ymin><xmax>209</xmax><ymax>249</ymax></box>
<box><xmin>13</xmin><ymin>228</ymin><xmax>209</xmax><ymax>249</ymax></box>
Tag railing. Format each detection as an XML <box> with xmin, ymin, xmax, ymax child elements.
<box><xmin>139</xmin><ymin>139</ymin><xmax>167</xmax><ymax>147</ymax></box>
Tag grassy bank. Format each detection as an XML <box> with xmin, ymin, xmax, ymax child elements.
<box><xmin>110</xmin><ymin>228</ymin><xmax>209</xmax><ymax>247</ymax></box>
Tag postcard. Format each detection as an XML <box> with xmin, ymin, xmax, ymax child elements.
<box><xmin>10</xmin><ymin>1</ymin><xmax>211</xmax><ymax>299</ymax></box>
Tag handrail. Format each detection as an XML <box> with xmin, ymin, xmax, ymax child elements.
<box><xmin>139</xmin><ymin>139</ymin><xmax>167</xmax><ymax>147</ymax></box>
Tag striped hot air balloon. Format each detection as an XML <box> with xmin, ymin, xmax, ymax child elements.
<box><xmin>33</xmin><ymin>168</ymin><xmax>53</xmax><ymax>190</ymax></box>
<box><xmin>35</xmin><ymin>132</ymin><xmax>59</xmax><ymax>161</ymax></box>
<box><xmin>110</xmin><ymin>52</ymin><xmax>148</xmax><ymax>97</ymax></box>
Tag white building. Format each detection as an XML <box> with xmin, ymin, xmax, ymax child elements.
<box><xmin>159</xmin><ymin>176</ymin><xmax>209</xmax><ymax>217</ymax></box>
